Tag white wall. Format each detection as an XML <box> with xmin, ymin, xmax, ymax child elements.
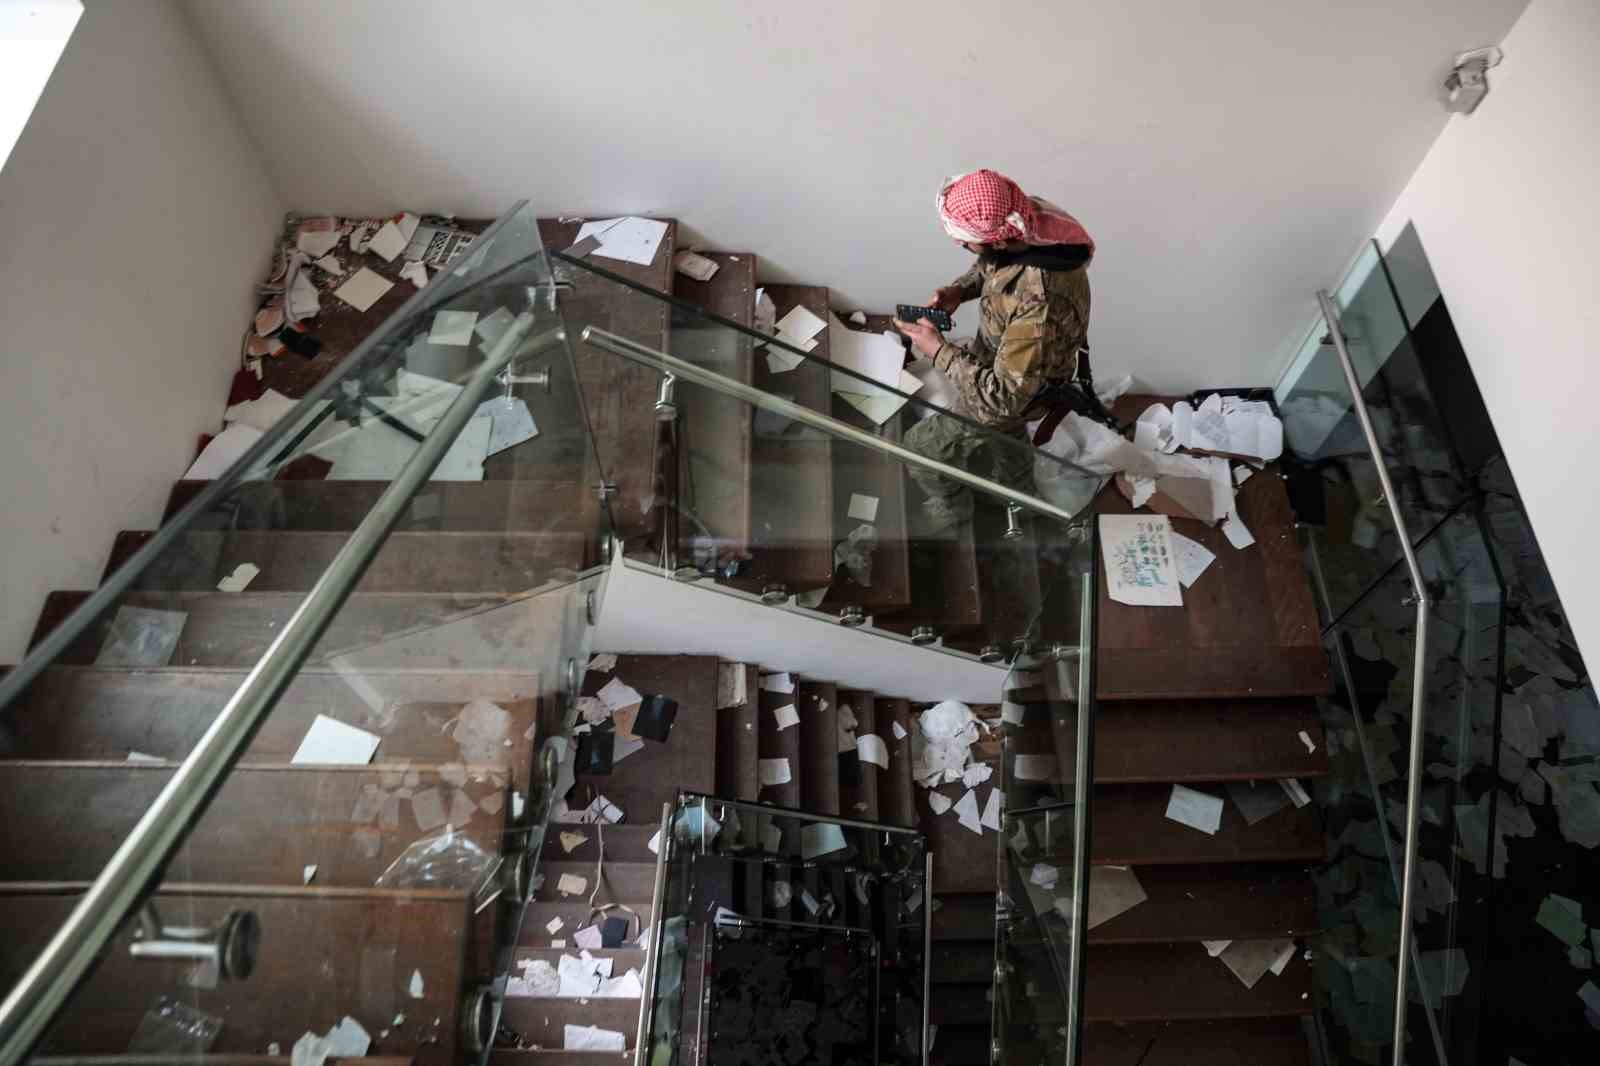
<box><xmin>0</xmin><ymin>0</ymin><xmax>282</xmax><ymax>660</ymax></box>
<box><xmin>185</xmin><ymin>0</ymin><xmax>1524</xmax><ymax>393</ymax></box>
<box><xmin>1373</xmin><ymin>0</ymin><xmax>1599</xmax><ymax>664</ymax></box>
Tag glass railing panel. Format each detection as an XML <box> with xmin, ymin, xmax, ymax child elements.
<box><xmin>0</xmin><ymin>202</ymin><xmax>615</xmax><ymax>1066</ymax></box>
<box><xmin>1315</xmin><ymin>507</ymin><xmax>1503</xmax><ymax>1066</ymax></box>
<box><xmin>993</xmin><ymin>517</ymin><xmax>1095</xmax><ymax>1066</ymax></box>
<box><xmin>641</xmin><ymin>793</ymin><xmax>929</xmax><ymax>1066</ymax></box>
<box><xmin>1278</xmin><ymin>244</ymin><xmax>1469</xmax><ymax>625</ymax></box>
<box><xmin>554</xmin><ymin>253</ymin><xmax>1104</xmax><ymax>665</ymax></box>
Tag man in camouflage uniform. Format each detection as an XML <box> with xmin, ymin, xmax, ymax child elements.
<box><xmin>895</xmin><ymin>170</ymin><xmax>1095</xmax><ymax>533</ymax></box>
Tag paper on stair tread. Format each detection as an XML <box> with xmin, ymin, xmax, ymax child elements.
<box><xmin>478</xmin><ymin>396</ymin><xmax>539</xmax><ymax>457</ymax></box>
<box><xmin>1099</xmin><ymin>514</ymin><xmax>1183</xmax><ymax>607</ymax></box>
<box><xmin>224</xmin><ymin>388</ymin><xmax>300</xmax><ymax>433</ymax></box>
<box><xmin>184</xmin><ymin>423</ymin><xmax>263</xmax><ymax>481</ymax></box>
<box><xmin>962</xmin><ymin>763</ymin><xmax>993</xmax><ymax>787</ymax></box>
<box><xmin>1202</xmin><ymin>939</ymin><xmax>1232</xmax><ymax>957</ymax></box>
<box><xmin>760</xmin><ymin>672</ymin><xmax>795</xmax><ymax>694</ymax></box>
<box><xmin>1268</xmin><ymin>940</ymin><xmax>1298</xmax><ymax>976</ymax></box>
<box><xmin>563</xmin><ymin>1023</ymin><xmax>626</xmax><ymax>1051</ymax></box>
<box><xmin>928</xmin><ymin>792</ymin><xmax>953</xmax><ymax>815</ymax></box>
<box><xmin>857</xmin><ymin>733</ymin><xmax>889</xmax><ymax>768</ymax></box>
<box><xmin>597</xmin><ymin>677</ymin><xmax>643</xmax><ymax>715</ymax></box>
<box><xmin>800</xmin><ymin>822</ymin><xmax>848</xmax><ymax>859</ymax></box>
<box><xmin>1227</xmin><ymin>780</ymin><xmax>1290</xmax><ymax>825</ymax></box>
<box><xmin>716</xmin><ymin>662</ymin><xmax>747</xmax><ymax>708</ymax></box>
<box><xmin>545</xmin><ymin>916</ymin><xmax>565</xmax><ymax>935</ymax></box>
<box><xmin>556</xmin><ymin>873</ymin><xmax>588</xmax><ymax>896</ymax></box>
<box><xmin>1217</xmin><ymin>938</ymin><xmax>1296</xmax><ymax>989</ymax></box>
<box><xmin>1298</xmin><ymin>730</ymin><xmax>1317</xmax><ymax>754</ymax></box>
<box><xmin>772</xmin><ymin>703</ymin><xmax>800</xmax><ymax>731</ymax></box>
<box><xmin>892</xmin><ymin>721</ymin><xmax>908</xmax><ymax>741</ymax></box>
<box><xmin>573</xmin><ymin>924</ymin><xmax>604</xmax><ymax>951</ymax></box>
<box><xmin>847</xmin><ymin>493</ymin><xmax>880</xmax><ymax>522</ymax></box>
<box><xmin>1221</xmin><ymin>510</ymin><xmax>1255</xmax><ymax>549</ymax></box>
<box><xmin>954</xmin><ymin>789</ymin><xmax>983</xmax><ymax>835</ymax></box>
<box><xmin>759</xmin><ymin>758</ymin><xmax>792</xmax><ymax>787</ymax></box>
<box><xmin>1086</xmin><ymin>865</ymin><xmax>1148</xmax><ymax>929</ymax></box>
<box><xmin>1169</xmin><ymin>531</ymin><xmax>1215</xmax><ymax>589</ymax></box>
<box><xmin>980</xmin><ymin>788</ymin><xmax>1003</xmax><ymax>831</ymax></box>
<box><xmin>333</xmin><ymin>267</ymin><xmax>394</xmax><ymax>312</ymax></box>
<box><xmin>775</xmin><ymin>305</ymin><xmax>827</xmax><ymax>347</ymax></box>
<box><xmin>574</xmin><ymin>216</ymin><xmax>668</xmax><ymax>266</ymax></box>
<box><xmin>1280</xmin><ymin>778</ymin><xmax>1311</xmax><ymax>807</ymax></box>
<box><xmin>291</xmin><ymin>715</ymin><xmax>380</xmax><ymax>765</ymax></box>
<box><xmin>1165</xmin><ymin>784</ymin><xmax>1224</xmax><ymax>835</ymax></box>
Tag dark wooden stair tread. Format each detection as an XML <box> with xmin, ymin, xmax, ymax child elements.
<box><xmin>876</xmin><ymin>697</ymin><xmax>917</xmax><ymax>829</ymax></box>
<box><xmin>1094</xmin><ymin>407</ymin><xmax>1329</xmax><ymax>701</ymax></box>
<box><xmin>8</xmin><ymin>667</ymin><xmax>538</xmax><ymax>784</ymax></box>
<box><xmin>1014</xmin><ymin>697</ymin><xmax>1328</xmax><ymax>784</ymax></box>
<box><xmin>821</xmin><ymin>407</ymin><xmax>913</xmax><ymax>617</ymax></box>
<box><xmin>0</xmin><ymin>890</ymin><xmax>471</xmax><ymax>1056</ymax></box>
<box><xmin>103</xmin><ymin>529</ymin><xmax>586</xmax><ymax>593</ymax></box>
<box><xmin>500</xmin><ymin>997</ymin><xmax>640</xmax><ymax>1048</ymax></box>
<box><xmin>576</xmin><ymin>654</ymin><xmax>718</xmax><ymax>818</ymax></box>
<box><xmin>715</xmin><ymin>663</ymin><xmax>761</xmax><ymax>802</ymax></box>
<box><xmin>837</xmin><ymin>689</ymin><xmax>879</xmax><ymax>820</ymax></box>
<box><xmin>0</xmin><ymin>763</ymin><xmax>509</xmax><ymax>886</ymax></box>
<box><xmin>538</xmin><ymin>824</ymin><xmax>657</xmax><ymax>864</ymax></box>
<box><xmin>1084</xmin><ymin>864</ymin><xmax>1317</xmax><ymax>943</ymax></box>
<box><xmin>1092</xmin><ymin>784</ymin><xmax>1322</xmax><ymax>865</ymax></box>
<box><xmin>874</xmin><ymin>522</ymin><xmax>983</xmax><ymax>633</ymax></box>
<box><xmin>1081</xmin><ymin>1017</ymin><xmax>1310</xmax><ymax>1066</ymax></box>
<box><xmin>756</xmin><ymin>675</ymin><xmax>802</xmax><ymax>811</ymax></box>
<box><xmin>796</xmin><ymin>680</ymin><xmax>840</xmax><ymax>816</ymax></box>
<box><xmin>1083</xmin><ymin>942</ymin><xmax>1312</xmax><ymax>1021</ymax></box>
<box><xmin>519</xmin><ymin>902</ymin><xmax>654</xmax><ymax>948</ymax></box>
<box><xmin>534</xmin><ymin>860</ymin><xmax>655</xmax><ymax>903</ymax></box>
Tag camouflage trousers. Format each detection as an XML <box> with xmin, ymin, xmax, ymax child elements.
<box><xmin>902</xmin><ymin>412</ymin><xmax>1035</xmax><ymax>523</ymax></box>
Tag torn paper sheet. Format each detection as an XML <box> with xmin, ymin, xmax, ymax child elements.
<box><xmin>295</xmin><ymin>217</ymin><xmax>342</xmax><ymax>258</ymax></box>
<box><xmin>954</xmin><ymin>789</ymin><xmax>984</xmax><ymax>835</ymax></box>
<box><xmin>545</xmin><ymin>916</ymin><xmax>565</xmax><ymax>935</ymax></box>
<box><xmin>1298</xmin><ymin>730</ymin><xmax>1317</xmax><ymax>754</ymax></box>
<box><xmin>597</xmin><ymin>969</ymin><xmax>643</xmax><ymax>998</ymax></box>
<box><xmin>559</xmin><ymin>831</ymin><xmax>587</xmax><ymax>853</ymax></box>
<box><xmin>1171</xmin><ymin>393</ymin><xmax>1283</xmax><ymax>461</ymax></box>
<box><xmin>775</xmin><ymin>304</ymin><xmax>827</xmax><ymax>349</ymax></box>
<box><xmin>366</xmin><ymin>220</ymin><xmax>408</xmax><ymax>262</ymax></box>
<box><xmin>224</xmin><ymin>388</ymin><xmax>301</xmax><ymax>433</ymax></box>
<box><xmin>429</xmin><ymin>309</ymin><xmax>478</xmax><ymax>347</ymax></box>
<box><xmin>303</xmin><ymin>864</ymin><xmax>317</xmax><ymax>884</ymax></box>
<box><xmin>1280</xmin><ymin>778</ymin><xmax>1311</xmax><ymax>807</ymax></box>
<box><xmin>333</xmin><ymin>267</ymin><xmax>394</xmax><ymax>312</ymax></box>
<box><xmin>980</xmin><ymin>788</ymin><xmax>1003</xmax><ymax>831</ymax></box>
<box><xmin>1203</xmin><ymin>939</ymin><xmax>1232</xmax><ymax>957</ymax></box>
<box><xmin>398</xmin><ymin>260</ymin><xmax>429</xmax><ymax>288</ymax></box>
<box><xmin>857</xmin><ymin>733</ymin><xmax>889</xmax><ymax>769</ymax></box>
<box><xmin>556</xmin><ymin>873</ymin><xmax>588</xmax><ymax>897</ymax></box>
<box><xmin>760</xmin><ymin>672</ymin><xmax>795</xmax><ymax>695</ymax></box>
<box><xmin>847</xmin><ymin>493</ymin><xmax>880</xmax><ymax>522</ymax></box>
<box><xmin>408</xmin><ymin>969</ymin><xmax>424</xmax><ymax>998</ymax></box>
<box><xmin>216</xmin><ymin>563</ymin><xmax>260</xmax><ymax>593</ymax></box>
<box><xmin>1100</xmin><ymin>514</ymin><xmax>1184</xmax><ymax>607</ymax></box>
<box><xmin>598</xmin><ymin>677</ymin><xmax>643</xmax><ymax>716</ymax></box>
<box><xmin>673</xmin><ymin>249</ymin><xmax>720</xmax><ymax>281</ymax></box>
<box><xmin>574</xmin><ymin>217</ymin><xmax>668</xmax><ymax>266</ymax></box>
<box><xmin>801</xmin><ymin>822</ymin><xmax>848</xmax><ymax>859</ymax></box>
<box><xmin>184</xmin><ymin>422</ymin><xmax>262</xmax><ymax>481</ymax></box>
<box><xmin>1134</xmin><ymin>402</ymin><xmax>1178</xmax><ymax>454</ymax></box>
<box><xmin>573</xmin><ymin>924</ymin><xmax>603</xmax><ymax>951</ymax></box>
<box><xmin>759</xmin><ymin>758</ymin><xmax>792</xmax><ymax>787</ymax></box>
<box><xmin>1086</xmin><ymin>865</ymin><xmax>1148</xmax><ymax>929</ymax></box>
<box><xmin>772</xmin><ymin>703</ymin><xmax>800</xmax><ymax>731</ymax></box>
<box><xmin>1221</xmin><ymin>510</ymin><xmax>1255</xmax><ymax>549</ymax></box>
<box><xmin>929</xmin><ymin>792</ymin><xmax>953</xmax><ymax>815</ymax></box>
<box><xmin>836</xmin><ymin>702</ymin><xmax>859</xmax><ymax>754</ymax></box>
<box><xmin>717</xmin><ymin>662</ymin><xmax>747</xmax><ymax>708</ymax></box>
<box><xmin>1169</xmin><ymin>531</ymin><xmax>1215</xmax><ymax>589</ymax></box>
<box><xmin>1217</xmin><ymin>938</ymin><xmax>1295</xmax><ymax>989</ymax></box>
<box><xmin>963</xmin><ymin>763</ymin><xmax>994</xmax><ymax>787</ymax></box>
<box><xmin>291</xmin><ymin>715</ymin><xmax>380</xmax><ymax>765</ymax></box>
<box><xmin>1165</xmin><ymin>784</ymin><xmax>1224</xmax><ymax>835</ymax></box>
<box><xmin>892</xmin><ymin>720</ymin><xmax>908</xmax><ymax>741</ymax></box>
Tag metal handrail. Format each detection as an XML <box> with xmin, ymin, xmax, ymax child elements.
<box><xmin>634</xmin><ymin>801</ymin><xmax>673</xmax><ymax>1066</ymax></box>
<box><xmin>0</xmin><ymin>314</ymin><xmax>560</xmax><ymax>1066</ymax></box>
<box><xmin>579</xmin><ymin>327</ymin><xmax>1100</xmax><ymax>527</ymax></box>
<box><xmin>1063</xmin><ymin>546</ymin><xmax>1097</xmax><ymax>1066</ymax></box>
<box><xmin>1317</xmin><ymin>290</ymin><xmax>1432</xmax><ymax>1066</ymax></box>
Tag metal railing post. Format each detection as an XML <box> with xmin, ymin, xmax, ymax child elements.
<box><xmin>1317</xmin><ymin>291</ymin><xmax>1432</xmax><ymax>1066</ymax></box>
<box><xmin>634</xmin><ymin>801</ymin><xmax>673</xmax><ymax>1066</ymax></box>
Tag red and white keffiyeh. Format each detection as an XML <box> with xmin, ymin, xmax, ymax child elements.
<box><xmin>937</xmin><ymin>169</ymin><xmax>1094</xmax><ymax>252</ymax></box>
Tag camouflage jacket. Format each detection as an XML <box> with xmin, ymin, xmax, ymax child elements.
<box><xmin>931</xmin><ymin>257</ymin><xmax>1091</xmax><ymax>429</ymax></box>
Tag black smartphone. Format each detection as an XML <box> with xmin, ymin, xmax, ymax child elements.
<box><xmin>895</xmin><ymin>304</ymin><xmax>953</xmax><ymax>331</ymax></box>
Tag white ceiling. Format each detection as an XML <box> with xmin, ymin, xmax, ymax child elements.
<box><xmin>183</xmin><ymin>0</ymin><xmax>1529</xmax><ymax>391</ymax></box>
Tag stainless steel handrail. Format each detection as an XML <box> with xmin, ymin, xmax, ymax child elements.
<box><xmin>1318</xmin><ymin>290</ymin><xmax>1433</xmax><ymax>1066</ymax></box>
<box><xmin>634</xmin><ymin>801</ymin><xmax>673</xmax><ymax>1066</ymax></box>
<box><xmin>0</xmin><ymin>315</ymin><xmax>559</xmax><ymax>1066</ymax></box>
<box><xmin>579</xmin><ymin>327</ymin><xmax>1099</xmax><ymax>527</ymax></box>
<box><xmin>1063</xmin><ymin>558</ymin><xmax>1096</xmax><ymax>1066</ymax></box>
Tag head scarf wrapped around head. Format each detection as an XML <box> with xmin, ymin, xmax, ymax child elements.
<box><xmin>937</xmin><ymin>170</ymin><xmax>1094</xmax><ymax>255</ymax></box>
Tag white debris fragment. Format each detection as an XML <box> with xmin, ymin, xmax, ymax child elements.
<box><xmin>1298</xmin><ymin>730</ymin><xmax>1317</xmax><ymax>754</ymax></box>
<box><xmin>1029</xmin><ymin>863</ymin><xmax>1059</xmax><ymax>890</ymax></box>
<box><xmin>216</xmin><ymin>562</ymin><xmax>260</xmax><ymax>593</ymax></box>
<box><xmin>560</xmin><ymin>831</ymin><xmax>588</xmax><ymax>853</ymax></box>
<box><xmin>980</xmin><ymin>788</ymin><xmax>1003</xmax><ymax>831</ymax></box>
<box><xmin>408</xmin><ymin>969</ymin><xmax>424</xmax><ymax>998</ymax></box>
<box><xmin>557</xmin><ymin>873</ymin><xmax>588</xmax><ymax>896</ymax></box>
<box><xmin>302</xmin><ymin>864</ymin><xmax>317</xmax><ymax>884</ymax></box>
<box><xmin>587</xmin><ymin>653</ymin><xmax>618</xmax><ymax>673</ymax></box>
<box><xmin>929</xmin><ymin>792</ymin><xmax>953</xmax><ymax>815</ymax></box>
<box><xmin>954</xmin><ymin>789</ymin><xmax>984</xmax><ymax>835</ymax></box>
<box><xmin>546</xmin><ymin>916</ymin><xmax>564</xmax><ymax>935</ymax></box>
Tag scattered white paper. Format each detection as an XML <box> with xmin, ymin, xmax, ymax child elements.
<box><xmin>333</xmin><ymin>267</ymin><xmax>394</xmax><ymax>312</ymax></box>
<box><xmin>1169</xmin><ymin>532</ymin><xmax>1216</xmax><ymax>589</ymax></box>
<box><xmin>980</xmin><ymin>788</ymin><xmax>1003</xmax><ymax>831</ymax></box>
<box><xmin>546</xmin><ymin>916</ymin><xmax>565</xmax><ymax>935</ymax></box>
<box><xmin>1233</xmin><ymin>465</ymin><xmax>1254</xmax><ymax>486</ymax></box>
<box><xmin>597</xmin><ymin>968</ymin><xmax>643</xmax><ymax>998</ymax></box>
<box><xmin>760</xmin><ymin>672</ymin><xmax>795</xmax><ymax>695</ymax></box>
<box><xmin>673</xmin><ymin>249</ymin><xmax>720</xmax><ymax>281</ymax></box>
<box><xmin>398</xmin><ymin>260</ymin><xmax>429</xmax><ymax>288</ymax></box>
<box><xmin>224</xmin><ymin>388</ymin><xmax>300</xmax><ymax>433</ymax></box>
<box><xmin>1086</xmin><ymin>865</ymin><xmax>1150</xmax><ymax>929</ymax></box>
<box><xmin>892</xmin><ymin>721</ymin><xmax>908</xmax><ymax>741</ymax></box>
<box><xmin>1165</xmin><ymin>784</ymin><xmax>1224</xmax><ymax>835</ymax></box>
<box><xmin>408</xmin><ymin>969</ymin><xmax>424</xmax><ymax>998</ymax></box>
<box><xmin>323</xmin><ymin>1016</ymin><xmax>370</xmax><ymax>1057</ymax></box>
<box><xmin>574</xmin><ymin>216</ymin><xmax>668</xmax><ymax>266</ymax></box>
<box><xmin>963</xmin><ymin>763</ymin><xmax>994</xmax><ymax>788</ymax></box>
<box><xmin>295</xmin><ymin>218</ymin><xmax>342</xmax><ymax>258</ymax></box>
<box><xmin>477</xmin><ymin>396</ymin><xmax>539</xmax><ymax>457</ymax></box>
<box><xmin>1218</xmin><ymin>938</ymin><xmax>1296</xmax><ymax>989</ymax></box>
<box><xmin>1298</xmin><ymin>730</ymin><xmax>1317</xmax><ymax>754</ymax></box>
<box><xmin>857</xmin><ymin>733</ymin><xmax>889</xmax><ymax>769</ymax></box>
<box><xmin>184</xmin><ymin>423</ymin><xmax>262</xmax><ymax>480</ymax></box>
<box><xmin>429</xmin><ymin>309</ymin><xmax>478</xmax><ymax>346</ymax></box>
<box><xmin>557</xmin><ymin>873</ymin><xmax>588</xmax><ymax>896</ymax></box>
<box><xmin>562</xmin><ymin>1021</ymin><xmax>626</xmax><ymax>1050</ymax></box>
<box><xmin>302</xmin><ymin>864</ymin><xmax>317</xmax><ymax>884</ymax></box>
<box><xmin>1100</xmin><ymin>514</ymin><xmax>1184</xmax><ymax>607</ymax></box>
<box><xmin>801</xmin><ymin>822</ymin><xmax>848</xmax><ymax>859</ymax></box>
<box><xmin>772</xmin><ymin>703</ymin><xmax>800</xmax><ymax>731</ymax></box>
<box><xmin>366</xmin><ymin>220</ymin><xmax>408</xmax><ymax>262</ymax></box>
<box><xmin>559</xmin><ymin>831</ymin><xmax>588</xmax><ymax>853</ymax></box>
<box><xmin>775</xmin><ymin>305</ymin><xmax>827</xmax><ymax>350</ymax></box>
<box><xmin>290</xmin><ymin>715</ymin><xmax>380</xmax><ymax>765</ymax></box>
<box><xmin>573</xmin><ymin>924</ymin><xmax>604</xmax><ymax>951</ymax></box>
<box><xmin>1268</xmin><ymin>941</ymin><xmax>1297</xmax><ymax>976</ymax></box>
<box><xmin>647</xmin><ymin>828</ymin><xmax>661</xmax><ymax>855</ymax></box>
<box><xmin>1221</xmin><ymin>510</ymin><xmax>1255</xmax><ymax>549</ymax></box>
<box><xmin>759</xmin><ymin>758</ymin><xmax>792</xmax><ymax>787</ymax></box>
<box><xmin>314</xmin><ymin>254</ymin><xmax>345</xmax><ymax>276</ymax></box>
<box><xmin>1014</xmin><ymin>754</ymin><xmax>1056</xmax><ymax>782</ymax></box>
<box><xmin>1203</xmin><ymin>939</ymin><xmax>1232</xmax><ymax>957</ymax></box>
<box><xmin>216</xmin><ymin>562</ymin><xmax>260</xmax><ymax>593</ymax></box>
<box><xmin>929</xmin><ymin>792</ymin><xmax>953</xmax><ymax>815</ymax></box>
<box><xmin>954</xmin><ymin>789</ymin><xmax>984</xmax><ymax>835</ymax></box>
<box><xmin>847</xmin><ymin>493</ymin><xmax>880</xmax><ymax>522</ymax></box>
<box><xmin>125</xmin><ymin>751</ymin><xmax>164</xmax><ymax>764</ymax></box>
<box><xmin>1281</xmin><ymin>778</ymin><xmax>1312</xmax><ymax>807</ymax></box>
